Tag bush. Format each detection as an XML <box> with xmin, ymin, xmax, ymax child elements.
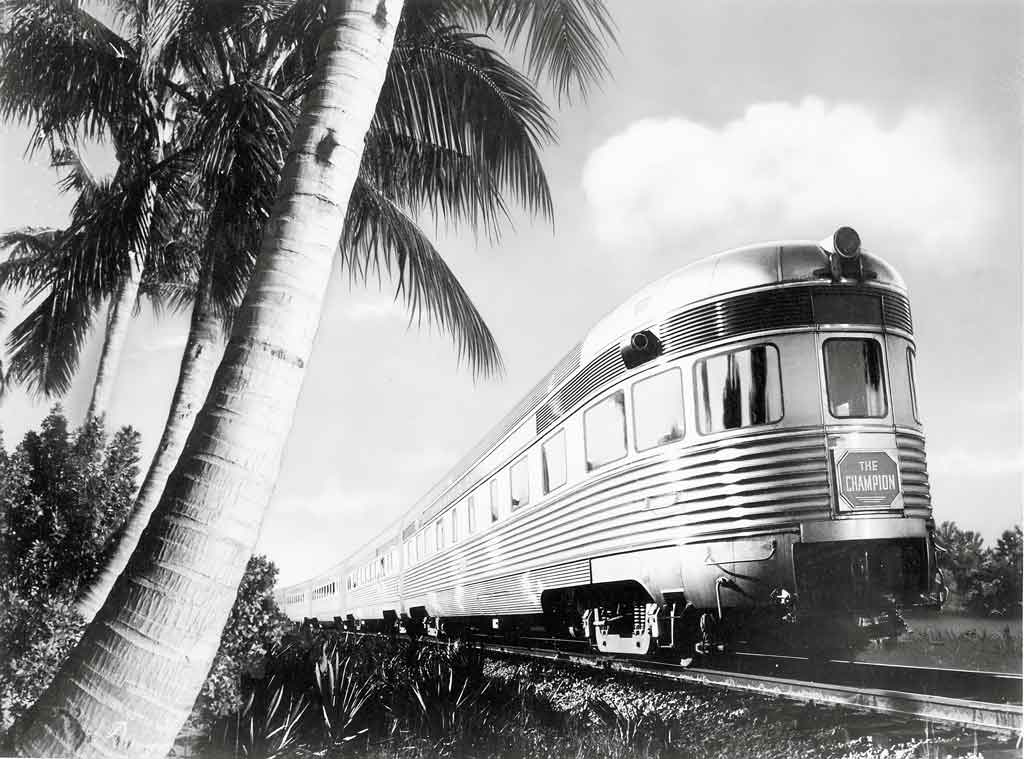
<box><xmin>0</xmin><ymin>409</ymin><xmax>290</xmax><ymax>739</ymax></box>
<box><xmin>937</xmin><ymin>521</ymin><xmax>1023</xmax><ymax>616</ymax></box>
<box><xmin>0</xmin><ymin>408</ymin><xmax>139</xmax><ymax>731</ymax></box>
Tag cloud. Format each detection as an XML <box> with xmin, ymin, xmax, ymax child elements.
<box><xmin>581</xmin><ymin>97</ymin><xmax>993</xmax><ymax>264</ymax></box>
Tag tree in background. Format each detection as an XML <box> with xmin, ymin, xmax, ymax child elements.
<box><xmin>0</xmin><ymin>409</ymin><xmax>140</xmax><ymax>731</ymax></box>
<box><xmin>936</xmin><ymin>520</ymin><xmax>1023</xmax><ymax>616</ymax></box>
<box><xmin>964</xmin><ymin>526</ymin><xmax>1023</xmax><ymax>617</ymax></box>
<box><xmin>195</xmin><ymin>555</ymin><xmax>290</xmax><ymax>723</ymax></box>
<box><xmin>0</xmin><ymin>411</ymin><xmax>290</xmax><ymax>739</ymax></box>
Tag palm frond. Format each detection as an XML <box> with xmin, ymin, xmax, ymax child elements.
<box><xmin>0</xmin><ymin>227</ymin><xmax>62</xmax><ymax>290</ymax></box>
<box><xmin>448</xmin><ymin>0</ymin><xmax>617</xmax><ymax>104</ymax></box>
<box><xmin>5</xmin><ymin>280</ymin><xmax>99</xmax><ymax>398</ymax></box>
<box><xmin>50</xmin><ymin>144</ymin><xmax>100</xmax><ymax>198</ymax></box>
<box><xmin>0</xmin><ymin>0</ymin><xmax>146</xmax><ymax>151</ymax></box>
<box><xmin>342</xmin><ymin>176</ymin><xmax>503</xmax><ymax>380</ymax></box>
<box><xmin>373</xmin><ymin>26</ymin><xmax>555</xmax><ymax>235</ymax></box>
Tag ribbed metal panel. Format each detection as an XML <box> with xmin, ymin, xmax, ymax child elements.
<box><xmin>396</xmin><ymin>428</ymin><xmax>831</xmax><ymax>617</ymax></box>
<box><xmin>429</xmin><ymin>560</ymin><xmax>591</xmax><ymax>617</ymax></box>
<box><xmin>409</xmin><ymin>286</ymin><xmax>912</xmax><ymax>533</ymax></box>
<box><xmin>882</xmin><ymin>292</ymin><xmax>914</xmax><ymax>334</ymax></box>
<box><xmin>536</xmin><ymin>346</ymin><xmax>620</xmax><ymax>435</ymax></box>
<box><xmin>660</xmin><ymin>289</ymin><xmax>815</xmax><ymax>353</ymax></box>
<box><xmin>896</xmin><ymin>430</ymin><xmax>930</xmax><ymax>512</ymax></box>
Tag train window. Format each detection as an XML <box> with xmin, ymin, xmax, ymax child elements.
<box><xmin>467</xmin><ymin>495</ymin><xmax>477</xmax><ymax>533</ymax></box>
<box><xmin>436</xmin><ymin>519</ymin><xmax>445</xmax><ymax>551</ymax></box>
<box><xmin>542</xmin><ymin>430</ymin><xmax>567</xmax><ymax>493</ymax></box>
<box><xmin>695</xmin><ymin>344</ymin><xmax>783</xmax><ymax>434</ymax></box>
<box><xmin>584</xmin><ymin>390</ymin><xmax>627</xmax><ymax>471</ymax></box>
<box><xmin>823</xmin><ymin>338</ymin><xmax>887</xmax><ymax>418</ymax></box>
<box><xmin>489</xmin><ymin>479</ymin><xmax>500</xmax><ymax>522</ymax></box>
<box><xmin>632</xmin><ymin>368</ymin><xmax>685</xmax><ymax>451</ymax></box>
<box><xmin>510</xmin><ymin>457</ymin><xmax>530</xmax><ymax>511</ymax></box>
<box><xmin>450</xmin><ymin>507</ymin><xmax>459</xmax><ymax>543</ymax></box>
<box><xmin>907</xmin><ymin>348</ymin><xmax>920</xmax><ymax>423</ymax></box>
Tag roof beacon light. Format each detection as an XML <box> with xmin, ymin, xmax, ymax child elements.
<box><xmin>833</xmin><ymin>226</ymin><xmax>861</xmax><ymax>259</ymax></box>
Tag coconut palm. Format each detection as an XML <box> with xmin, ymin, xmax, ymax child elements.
<box><xmin>0</xmin><ymin>147</ymin><xmax>195</xmax><ymax>411</ymax></box>
<box><xmin>0</xmin><ymin>0</ymin><xmax>196</xmax><ymax>420</ymax></box>
<box><xmin>12</xmin><ymin>2</ymin><xmax>615</xmax><ymax>757</ymax></box>
<box><xmin>73</xmin><ymin>1</ymin><xmax>557</xmax><ymax>621</ymax></box>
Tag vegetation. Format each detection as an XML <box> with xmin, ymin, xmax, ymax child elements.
<box><xmin>193</xmin><ymin>631</ymin><xmax>1008</xmax><ymax>759</ymax></box>
<box><xmin>0</xmin><ymin>410</ymin><xmax>288</xmax><ymax>737</ymax></box>
<box><xmin>3</xmin><ymin>2</ymin><xmax>617</xmax><ymax>755</ymax></box>
<box><xmin>935</xmin><ymin>520</ymin><xmax>1022</xmax><ymax>617</ymax></box>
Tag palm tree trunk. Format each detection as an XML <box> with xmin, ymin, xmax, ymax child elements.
<box><xmin>13</xmin><ymin>2</ymin><xmax>404</xmax><ymax>757</ymax></box>
<box><xmin>85</xmin><ymin>267</ymin><xmax>142</xmax><ymax>420</ymax></box>
<box><xmin>75</xmin><ymin>275</ymin><xmax>225</xmax><ymax>622</ymax></box>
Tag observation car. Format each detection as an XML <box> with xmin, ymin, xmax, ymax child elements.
<box><xmin>277</xmin><ymin>227</ymin><xmax>944</xmax><ymax>656</ymax></box>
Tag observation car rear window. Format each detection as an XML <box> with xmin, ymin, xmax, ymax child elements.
<box><xmin>584</xmin><ymin>390</ymin><xmax>627</xmax><ymax>471</ymax></box>
<box><xmin>823</xmin><ymin>338</ymin><xmax>887</xmax><ymax>418</ymax></box>
<box><xmin>510</xmin><ymin>457</ymin><xmax>530</xmax><ymax>511</ymax></box>
<box><xmin>542</xmin><ymin>430</ymin><xmax>567</xmax><ymax>493</ymax></box>
<box><xmin>695</xmin><ymin>344</ymin><xmax>783</xmax><ymax>434</ymax></box>
<box><xmin>907</xmin><ymin>347</ymin><xmax>920</xmax><ymax>423</ymax></box>
<box><xmin>633</xmin><ymin>368</ymin><xmax>685</xmax><ymax>451</ymax></box>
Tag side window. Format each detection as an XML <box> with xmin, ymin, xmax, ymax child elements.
<box><xmin>907</xmin><ymin>347</ymin><xmax>920</xmax><ymax>423</ymax></box>
<box><xmin>467</xmin><ymin>495</ymin><xmax>476</xmax><ymax>533</ymax></box>
<box><xmin>584</xmin><ymin>390</ymin><xmax>627</xmax><ymax>471</ymax></box>
<box><xmin>510</xmin><ymin>457</ymin><xmax>530</xmax><ymax>511</ymax></box>
<box><xmin>695</xmin><ymin>344</ymin><xmax>783</xmax><ymax>433</ymax></box>
<box><xmin>542</xmin><ymin>430</ymin><xmax>567</xmax><ymax>493</ymax></box>
<box><xmin>436</xmin><ymin>519</ymin><xmax>445</xmax><ymax>552</ymax></box>
<box><xmin>489</xmin><ymin>478</ymin><xmax>500</xmax><ymax>522</ymax></box>
<box><xmin>823</xmin><ymin>338</ymin><xmax>887</xmax><ymax>418</ymax></box>
<box><xmin>450</xmin><ymin>507</ymin><xmax>459</xmax><ymax>543</ymax></box>
<box><xmin>632</xmin><ymin>368</ymin><xmax>685</xmax><ymax>451</ymax></box>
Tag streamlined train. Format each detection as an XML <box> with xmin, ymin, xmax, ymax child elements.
<box><xmin>277</xmin><ymin>227</ymin><xmax>945</xmax><ymax>656</ymax></box>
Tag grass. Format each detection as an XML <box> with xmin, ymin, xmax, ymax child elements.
<box><xmin>189</xmin><ymin>630</ymin><xmax>1018</xmax><ymax>759</ymax></box>
<box><xmin>854</xmin><ymin>611</ymin><xmax>1022</xmax><ymax>673</ymax></box>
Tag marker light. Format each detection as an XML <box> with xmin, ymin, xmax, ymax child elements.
<box><xmin>833</xmin><ymin>226</ymin><xmax>861</xmax><ymax>258</ymax></box>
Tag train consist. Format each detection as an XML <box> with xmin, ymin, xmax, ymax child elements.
<box><xmin>278</xmin><ymin>228</ymin><xmax>945</xmax><ymax>655</ymax></box>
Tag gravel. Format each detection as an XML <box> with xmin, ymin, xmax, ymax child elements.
<box><xmin>483</xmin><ymin>657</ymin><xmax>1015</xmax><ymax>759</ymax></box>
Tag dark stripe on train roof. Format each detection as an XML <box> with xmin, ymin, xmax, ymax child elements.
<box><xmin>407</xmin><ymin>285</ymin><xmax>909</xmax><ymax>541</ymax></box>
<box><xmin>535</xmin><ymin>285</ymin><xmax>912</xmax><ymax>436</ymax></box>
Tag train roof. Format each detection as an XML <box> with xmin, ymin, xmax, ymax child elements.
<box><xmin>580</xmin><ymin>241</ymin><xmax>904</xmax><ymax>365</ymax></box>
<box><xmin>288</xmin><ymin>238</ymin><xmax>906</xmax><ymax>588</ymax></box>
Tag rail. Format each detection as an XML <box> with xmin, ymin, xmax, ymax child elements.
<box><xmin>328</xmin><ymin>627</ymin><xmax>1021</xmax><ymax>735</ymax></box>
<box><xmin>475</xmin><ymin>638</ymin><xmax>1022</xmax><ymax>736</ymax></box>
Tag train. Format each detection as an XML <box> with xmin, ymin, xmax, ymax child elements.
<box><xmin>277</xmin><ymin>227</ymin><xmax>946</xmax><ymax>656</ymax></box>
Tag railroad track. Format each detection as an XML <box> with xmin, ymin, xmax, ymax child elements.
<box><xmin>332</xmin><ymin>627</ymin><xmax>1022</xmax><ymax>736</ymax></box>
<box><xmin>473</xmin><ymin>636</ymin><xmax>1022</xmax><ymax>736</ymax></box>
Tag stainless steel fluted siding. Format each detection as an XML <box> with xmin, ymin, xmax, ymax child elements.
<box><xmin>393</xmin><ymin>427</ymin><xmax>831</xmax><ymax>617</ymax></box>
<box><xmin>896</xmin><ymin>430</ymin><xmax>931</xmax><ymax>518</ymax></box>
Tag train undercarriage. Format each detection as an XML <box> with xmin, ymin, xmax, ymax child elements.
<box><xmin>315</xmin><ymin>534</ymin><xmax>945</xmax><ymax>662</ymax></box>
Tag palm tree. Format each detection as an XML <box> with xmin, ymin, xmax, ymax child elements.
<box><xmin>12</xmin><ymin>2</ymin><xmax>615</xmax><ymax>756</ymax></box>
<box><xmin>0</xmin><ymin>0</ymin><xmax>192</xmax><ymax>420</ymax></box>
<box><xmin>73</xmin><ymin>1</ymin><xmax>557</xmax><ymax>621</ymax></box>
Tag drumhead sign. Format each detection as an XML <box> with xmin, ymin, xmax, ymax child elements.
<box><xmin>836</xmin><ymin>450</ymin><xmax>900</xmax><ymax>509</ymax></box>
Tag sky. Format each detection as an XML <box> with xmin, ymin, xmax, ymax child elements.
<box><xmin>0</xmin><ymin>0</ymin><xmax>1021</xmax><ymax>586</ymax></box>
